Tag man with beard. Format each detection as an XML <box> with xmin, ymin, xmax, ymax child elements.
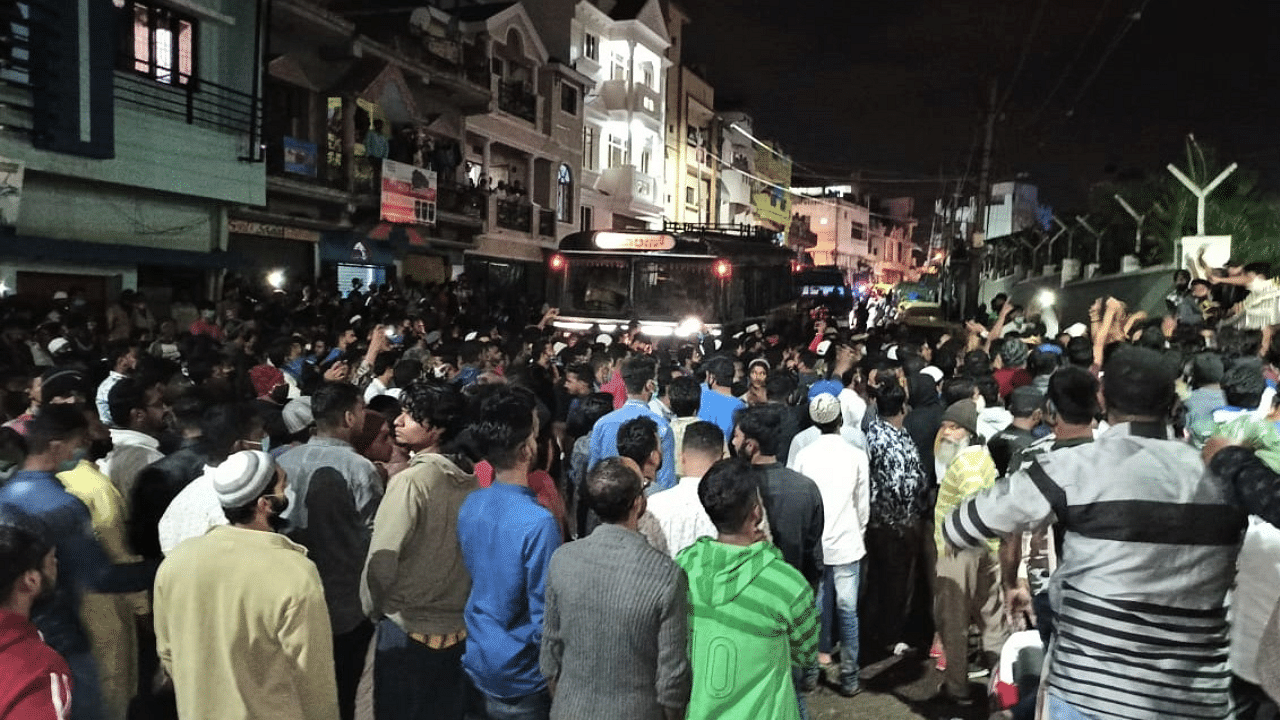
<box><xmin>362</xmin><ymin>380</ymin><xmax>477</xmax><ymax>720</ymax></box>
<box><xmin>0</xmin><ymin>513</ymin><xmax>71</xmax><ymax>719</ymax></box>
<box><xmin>154</xmin><ymin>450</ymin><xmax>339</xmax><ymax>720</ymax></box>
<box><xmin>101</xmin><ymin>377</ymin><xmax>168</xmax><ymax>522</ymax></box>
<box><xmin>931</xmin><ymin>399</ymin><xmax>1007</xmax><ymax>705</ymax></box>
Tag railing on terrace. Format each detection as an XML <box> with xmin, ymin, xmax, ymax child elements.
<box><xmin>116</xmin><ymin>74</ymin><xmax>262</xmax><ymax>160</ymax></box>
<box><xmin>497</xmin><ymin>81</ymin><xmax>536</xmax><ymax>123</ymax></box>
<box><xmin>437</xmin><ymin>181</ymin><xmax>486</xmax><ymax>220</ymax></box>
<box><xmin>496</xmin><ymin>197</ymin><xmax>531</xmax><ymax>232</ymax></box>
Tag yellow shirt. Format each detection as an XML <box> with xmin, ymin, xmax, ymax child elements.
<box><xmin>934</xmin><ymin>445</ymin><xmax>999</xmax><ymax>556</ymax></box>
<box><xmin>58</xmin><ymin>459</ymin><xmax>139</xmax><ymax>564</ymax></box>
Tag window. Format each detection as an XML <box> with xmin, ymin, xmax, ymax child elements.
<box><xmin>611</xmin><ymin>54</ymin><xmax>626</xmax><ymax>81</ymax></box>
<box><xmin>641</xmin><ymin>95</ymin><xmax>656</xmax><ymax>112</ymax></box>
<box><xmin>607</xmin><ymin>134</ymin><xmax>626</xmax><ymax>169</ymax></box>
<box><xmin>685</xmin><ymin>186</ymin><xmax>695</xmax><ymax>206</ymax></box>
<box><xmin>583</xmin><ymin>127</ymin><xmax>597</xmax><ymax>171</ymax></box>
<box><xmin>583</xmin><ymin>32</ymin><xmax>598</xmax><ymax>61</ymax></box>
<box><xmin>580</xmin><ymin>206</ymin><xmax>593</xmax><ymax>232</ymax></box>
<box><xmin>639</xmin><ymin>147</ymin><xmax>651</xmax><ymax>175</ymax></box>
<box><xmin>117</xmin><ymin>0</ymin><xmax>196</xmax><ymax>86</ymax></box>
<box><xmin>560</xmin><ymin>84</ymin><xmax>578</xmax><ymax>114</ymax></box>
<box><xmin>640</xmin><ymin>61</ymin><xmax>654</xmax><ymax>89</ymax></box>
<box><xmin>557</xmin><ymin>164</ymin><xmax>573</xmax><ymax>223</ymax></box>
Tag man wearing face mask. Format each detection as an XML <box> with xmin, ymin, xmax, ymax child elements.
<box><xmin>154</xmin><ymin>450</ymin><xmax>340</xmax><ymax>720</ymax></box>
<box><xmin>0</xmin><ymin>405</ymin><xmax>158</xmax><ymax>720</ymax></box>
<box><xmin>0</xmin><ymin>513</ymin><xmax>72</xmax><ymax>719</ymax></box>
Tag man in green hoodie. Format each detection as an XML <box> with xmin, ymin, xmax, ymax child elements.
<box><xmin>676</xmin><ymin>458</ymin><xmax>818</xmax><ymax>720</ymax></box>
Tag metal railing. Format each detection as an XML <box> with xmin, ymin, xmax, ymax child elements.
<box><xmin>116</xmin><ymin>73</ymin><xmax>262</xmax><ymax>158</ymax></box>
<box><xmin>437</xmin><ymin>181</ymin><xmax>486</xmax><ymax>220</ymax></box>
<box><xmin>497</xmin><ymin>81</ymin><xmax>536</xmax><ymax>123</ymax></box>
<box><xmin>496</xmin><ymin>197</ymin><xmax>531</xmax><ymax>232</ymax></box>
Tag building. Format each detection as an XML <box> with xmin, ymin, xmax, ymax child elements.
<box><xmin>529</xmin><ymin>0</ymin><xmax>671</xmax><ymax>232</ymax></box>
<box><xmin>868</xmin><ymin>197</ymin><xmax>919</xmax><ymax>284</ymax></box>
<box><xmin>792</xmin><ymin>187</ymin><xmax>871</xmax><ymax>281</ymax></box>
<box><xmin>661</xmin><ymin>2</ymin><xmax>716</xmax><ymax>225</ymax></box>
<box><xmin>0</xmin><ymin>0</ymin><xmax>266</xmax><ymax>308</ymax></box>
<box><xmin>457</xmin><ymin>2</ymin><xmax>591</xmax><ymax>306</ymax></box>
<box><xmin>252</xmin><ymin>0</ymin><xmax>493</xmax><ymax>296</ymax></box>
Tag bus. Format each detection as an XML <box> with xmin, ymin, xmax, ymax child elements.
<box><xmin>792</xmin><ymin>265</ymin><xmax>854</xmax><ymax>327</ymax></box>
<box><xmin>546</xmin><ymin>226</ymin><xmax>794</xmax><ymax>338</ymax></box>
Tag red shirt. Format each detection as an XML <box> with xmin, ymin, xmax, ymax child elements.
<box><xmin>473</xmin><ymin>461</ymin><xmax>568</xmax><ymax>538</ymax></box>
<box><xmin>600</xmin><ymin>370</ymin><xmax>627</xmax><ymax>410</ymax></box>
<box><xmin>188</xmin><ymin>318</ymin><xmax>224</xmax><ymax>341</ymax></box>
<box><xmin>993</xmin><ymin>366</ymin><xmax>1033</xmax><ymax>400</ymax></box>
<box><xmin>0</xmin><ymin>609</ymin><xmax>72</xmax><ymax>719</ymax></box>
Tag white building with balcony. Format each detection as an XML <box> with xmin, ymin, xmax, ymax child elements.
<box><xmin>529</xmin><ymin>0</ymin><xmax>669</xmax><ymax>230</ymax></box>
<box><xmin>792</xmin><ymin>188</ymin><xmax>872</xmax><ymax>279</ymax></box>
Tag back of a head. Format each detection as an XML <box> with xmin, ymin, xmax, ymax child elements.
<box><xmin>973</xmin><ymin>374</ymin><xmax>1000</xmax><ymax>408</ymax></box>
<box><xmin>198</xmin><ymin>402</ymin><xmax>252</xmax><ymax>465</ymax></box>
<box><xmin>873</xmin><ymin>377</ymin><xmax>907</xmax><ymax>417</ymax></box>
<box><xmin>170</xmin><ymin>389</ymin><xmax>208</xmax><ymax>433</ymax></box>
<box><xmin>373</xmin><ymin>350</ymin><xmax>399</xmax><ymax>377</ymax></box>
<box><xmin>27</xmin><ymin>403</ymin><xmax>88</xmax><ymax>455</ymax></box>
<box><xmin>620</xmin><ymin>355</ymin><xmax>657</xmax><ymax>395</ymax></box>
<box><xmin>1102</xmin><ymin>346</ymin><xmax>1177</xmax><ymax>418</ymax></box>
<box><xmin>698</xmin><ymin>457</ymin><xmax>760</xmax><ymax>534</ymax></box>
<box><xmin>615</xmin><ymin>415</ymin><xmax>658</xmax><ymax>466</ymax></box>
<box><xmin>402</xmin><ymin>379</ymin><xmax>468</xmax><ymax>446</ymax></box>
<box><xmin>107</xmin><ymin>376</ymin><xmax>149</xmax><ymax>429</ymax></box>
<box><xmin>568</xmin><ymin>392</ymin><xmax>615</xmax><ymax>438</ymax></box>
<box><xmin>733</xmin><ymin>403</ymin><xmax>783</xmax><ymax>457</ymax></box>
<box><xmin>940</xmin><ymin>376</ymin><xmax>976</xmax><ymax>407</ymax></box>
<box><xmin>1046</xmin><ymin>366</ymin><xmax>1100</xmax><ymax>426</ymax></box>
<box><xmin>471</xmin><ymin>386</ymin><xmax>537</xmax><ymax>470</ymax></box>
<box><xmin>702</xmin><ymin>355</ymin><xmax>734</xmax><ymax>388</ymax></box>
<box><xmin>584</xmin><ymin>456</ymin><xmax>643</xmax><ymax>524</ymax></box>
<box><xmin>311</xmin><ymin>381</ymin><xmax>361</xmax><ymax>430</ymax></box>
<box><xmin>682</xmin><ymin>421</ymin><xmax>724</xmax><ymax>459</ymax></box>
<box><xmin>0</xmin><ymin>514</ymin><xmax>51</xmax><ymax>600</ymax></box>
<box><xmin>1188</xmin><ymin>352</ymin><xmax>1225</xmax><ymax>389</ymax></box>
<box><xmin>965</xmin><ymin>349</ymin><xmax>993</xmax><ymax>375</ymax></box>
<box><xmin>764</xmin><ymin>372</ymin><xmax>797</xmax><ymax>405</ymax></box>
<box><xmin>392</xmin><ymin>358</ymin><xmax>423</xmax><ymax>388</ymax></box>
<box><xmin>1222</xmin><ymin>361</ymin><xmax>1266</xmax><ymax>410</ymax></box>
<box><xmin>1028</xmin><ymin>349</ymin><xmax>1059</xmax><ymax>377</ymax></box>
<box><xmin>1245</xmin><ymin>261</ymin><xmax>1272</xmax><ymax>279</ymax></box>
<box><xmin>1065</xmin><ymin>336</ymin><xmax>1093</xmax><ymax>368</ymax></box>
<box><xmin>667</xmin><ymin>376</ymin><xmax>701</xmax><ymax>417</ymax></box>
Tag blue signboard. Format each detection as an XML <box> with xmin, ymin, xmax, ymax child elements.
<box><xmin>283</xmin><ymin>137</ymin><xmax>318</xmax><ymax>177</ymax></box>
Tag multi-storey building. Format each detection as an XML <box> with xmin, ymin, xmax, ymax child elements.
<box><xmin>661</xmin><ymin>2</ymin><xmax>716</xmax><ymax>225</ymax></box>
<box><xmin>0</xmin><ymin>0</ymin><xmax>266</xmax><ymax>307</ymax></box>
<box><xmin>792</xmin><ymin>188</ymin><xmax>871</xmax><ymax>280</ymax></box>
<box><xmin>868</xmin><ymin>197</ymin><xmax>919</xmax><ymax>284</ymax></box>
<box><xmin>529</xmin><ymin>0</ymin><xmax>670</xmax><ymax>231</ymax></box>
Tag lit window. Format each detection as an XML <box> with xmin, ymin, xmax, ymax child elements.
<box><xmin>639</xmin><ymin>148</ymin><xmax>651</xmax><ymax>175</ymax></box>
<box><xmin>640</xmin><ymin>61</ymin><xmax>654</xmax><ymax>89</ymax></box>
<box><xmin>583</xmin><ymin>127</ymin><xmax>597</xmax><ymax>171</ymax></box>
<box><xmin>118</xmin><ymin>0</ymin><xmax>196</xmax><ymax>86</ymax></box>
<box><xmin>607</xmin><ymin>134</ymin><xmax>626</xmax><ymax>168</ymax></box>
<box><xmin>641</xmin><ymin>95</ymin><xmax>655</xmax><ymax>112</ymax></box>
<box><xmin>557</xmin><ymin>164</ymin><xmax>573</xmax><ymax>223</ymax></box>
<box><xmin>584</xmin><ymin>33</ymin><xmax>598</xmax><ymax>61</ymax></box>
<box><xmin>611</xmin><ymin>54</ymin><xmax>626</xmax><ymax>81</ymax></box>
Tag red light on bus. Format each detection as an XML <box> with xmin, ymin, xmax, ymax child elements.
<box><xmin>714</xmin><ymin>259</ymin><xmax>732</xmax><ymax>279</ymax></box>
<box><xmin>549</xmin><ymin>254</ymin><xmax>566</xmax><ymax>271</ymax></box>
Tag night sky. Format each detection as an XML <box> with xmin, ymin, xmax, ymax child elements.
<box><xmin>679</xmin><ymin>0</ymin><xmax>1280</xmax><ymax>208</ymax></box>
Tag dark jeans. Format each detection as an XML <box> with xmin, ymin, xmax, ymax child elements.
<box><xmin>375</xmin><ymin>619</ymin><xmax>468</xmax><ymax>720</ymax></box>
<box><xmin>334</xmin><ymin>620</ymin><xmax>375</xmax><ymax>720</ymax></box>
<box><xmin>861</xmin><ymin>522</ymin><xmax>922</xmax><ymax>661</ymax></box>
<box><xmin>480</xmin><ymin>687</ymin><xmax>551</xmax><ymax>720</ymax></box>
<box><xmin>66</xmin><ymin>651</ymin><xmax>104</xmax><ymax>720</ymax></box>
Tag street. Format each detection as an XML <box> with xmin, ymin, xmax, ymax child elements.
<box><xmin>807</xmin><ymin>653</ymin><xmax>993</xmax><ymax>720</ymax></box>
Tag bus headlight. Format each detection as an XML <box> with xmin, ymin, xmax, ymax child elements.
<box><xmin>675</xmin><ymin>316</ymin><xmax>702</xmax><ymax>338</ymax></box>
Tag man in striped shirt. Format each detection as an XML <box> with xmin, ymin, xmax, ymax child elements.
<box><xmin>944</xmin><ymin>346</ymin><xmax>1247</xmax><ymax>720</ymax></box>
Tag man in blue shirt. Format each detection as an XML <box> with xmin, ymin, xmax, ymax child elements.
<box><xmin>458</xmin><ymin>387</ymin><xmax>561</xmax><ymax>720</ymax></box>
<box><xmin>0</xmin><ymin>405</ymin><xmax>156</xmax><ymax>720</ymax></box>
<box><xmin>588</xmin><ymin>355</ymin><xmax>677</xmax><ymax>492</ymax></box>
<box><xmin>698</xmin><ymin>355</ymin><xmax>745</xmax><ymax>442</ymax></box>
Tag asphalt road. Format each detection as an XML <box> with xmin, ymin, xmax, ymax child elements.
<box><xmin>805</xmin><ymin>653</ymin><xmax>997</xmax><ymax>720</ymax></box>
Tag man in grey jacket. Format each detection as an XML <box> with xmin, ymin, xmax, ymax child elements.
<box><xmin>541</xmin><ymin>457</ymin><xmax>690</xmax><ymax>720</ymax></box>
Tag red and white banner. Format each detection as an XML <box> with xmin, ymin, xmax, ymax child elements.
<box><xmin>380</xmin><ymin>159</ymin><xmax>436</xmax><ymax>226</ymax></box>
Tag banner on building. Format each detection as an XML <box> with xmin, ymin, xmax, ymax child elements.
<box><xmin>752</xmin><ymin>141</ymin><xmax>791</xmax><ymax>228</ymax></box>
<box><xmin>380</xmin><ymin>159</ymin><xmax>437</xmax><ymax>225</ymax></box>
<box><xmin>0</xmin><ymin>157</ymin><xmax>23</xmax><ymax>228</ymax></box>
<box><xmin>283</xmin><ymin>137</ymin><xmax>318</xmax><ymax>177</ymax></box>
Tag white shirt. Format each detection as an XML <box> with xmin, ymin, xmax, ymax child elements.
<box><xmin>838</xmin><ymin>388</ymin><xmax>866</xmax><ymax>429</ymax></box>
<box><xmin>977</xmin><ymin>406</ymin><xmax>1013</xmax><ymax>442</ymax></box>
<box><xmin>645</xmin><ymin>476</ymin><xmax>717</xmax><ymax>559</ymax></box>
<box><xmin>95</xmin><ymin>371</ymin><xmax>126</xmax><ymax>425</ymax></box>
<box><xmin>786</xmin><ymin>423</ymin><xmax>866</xmax><ymax>467</ymax></box>
<box><xmin>789</xmin><ymin>433</ymin><xmax>870</xmax><ymax>565</ymax></box>
<box><xmin>1230</xmin><ymin>517</ymin><xmax>1280</xmax><ymax>683</ymax></box>
<box><xmin>364</xmin><ymin>378</ymin><xmax>390</xmax><ymax>403</ymax></box>
<box><xmin>158</xmin><ymin>465</ymin><xmax>227</xmax><ymax>555</ymax></box>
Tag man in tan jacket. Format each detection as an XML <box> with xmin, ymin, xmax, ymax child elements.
<box><xmin>153</xmin><ymin>450</ymin><xmax>338</xmax><ymax>720</ymax></box>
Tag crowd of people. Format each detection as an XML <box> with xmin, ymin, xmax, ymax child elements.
<box><xmin>0</xmin><ymin>258</ymin><xmax>1278</xmax><ymax>720</ymax></box>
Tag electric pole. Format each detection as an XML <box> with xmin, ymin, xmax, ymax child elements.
<box><xmin>965</xmin><ymin>78</ymin><xmax>998</xmax><ymax>320</ymax></box>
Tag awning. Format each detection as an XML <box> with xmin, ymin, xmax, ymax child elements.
<box><xmin>0</xmin><ymin>234</ymin><xmax>247</xmax><ymax>270</ymax></box>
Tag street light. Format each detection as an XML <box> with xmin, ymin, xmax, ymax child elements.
<box><xmin>266</xmin><ymin>269</ymin><xmax>285</xmax><ymax>290</ymax></box>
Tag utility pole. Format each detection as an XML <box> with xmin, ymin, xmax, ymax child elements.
<box><xmin>965</xmin><ymin>78</ymin><xmax>998</xmax><ymax>319</ymax></box>
<box><xmin>1114</xmin><ymin>194</ymin><xmax>1145</xmax><ymax>256</ymax></box>
<box><xmin>1076</xmin><ymin>215</ymin><xmax>1103</xmax><ymax>265</ymax></box>
<box><xmin>1167</xmin><ymin>160</ymin><xmax>1237</xmax><ymax>237</ymax></box>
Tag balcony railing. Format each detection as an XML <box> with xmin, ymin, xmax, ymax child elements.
<box><xmin>437</xmin><ymin>181</ymin><xmax>486</xmax><ymax>220</ymax></box>
<box><xmin>496</xmin><ymin>198</ymin><xmax>532</xmax><ymax>232</ymax></box>
<box><xmin>497</xmin><ymin>81</ymin><xmax>536</xmax><ymax>123</ymax></box>
<box><xmin>538</xmin><ymin>208</ymin><xmax>557</xmax><ymax>237</ymax></box>
<box><xmin>116</xmin><ymin>74</ymin><xmax>262</xmax><ymax>160</ymax></box>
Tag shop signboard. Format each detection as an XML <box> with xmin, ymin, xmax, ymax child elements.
<box><xmin>380</xmin><ymin>159</ymin><xmax>437</xmax><ymax>226</ymax></box>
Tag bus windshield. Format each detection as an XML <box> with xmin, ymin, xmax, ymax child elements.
<box><xmin>559</xmin><ymin>256</ymin><xmax>718</xmax><ymax>319</ymax></box>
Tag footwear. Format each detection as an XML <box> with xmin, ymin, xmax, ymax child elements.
<box><xmin>837</xmin><ymin>683</ymin><xmax>863</xmax><ymax>698</ymax></box>
<box><xmin>892</xmin><ymin>642</ymin><xmax>912</xmax><ymax>656</ymax></box>
<box><xmin>799</xmin><ymin>666</ymin><xmax>820</xmax><ymax>692</ymax></box>
<box><xmin>930</xmin><ymin>636</ymin><xmax>947</xmax><ymax>672</ymax></box>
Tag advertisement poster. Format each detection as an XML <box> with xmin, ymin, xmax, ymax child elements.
<box><xmin>380</xmin><ymin>159</ymin><xmax>437</xmax><ymax>225</ymax></box>
<box><xmin>283</xmin><ymin>137</ymin><xmax>318</xmax><ymax>177</ymax></box>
